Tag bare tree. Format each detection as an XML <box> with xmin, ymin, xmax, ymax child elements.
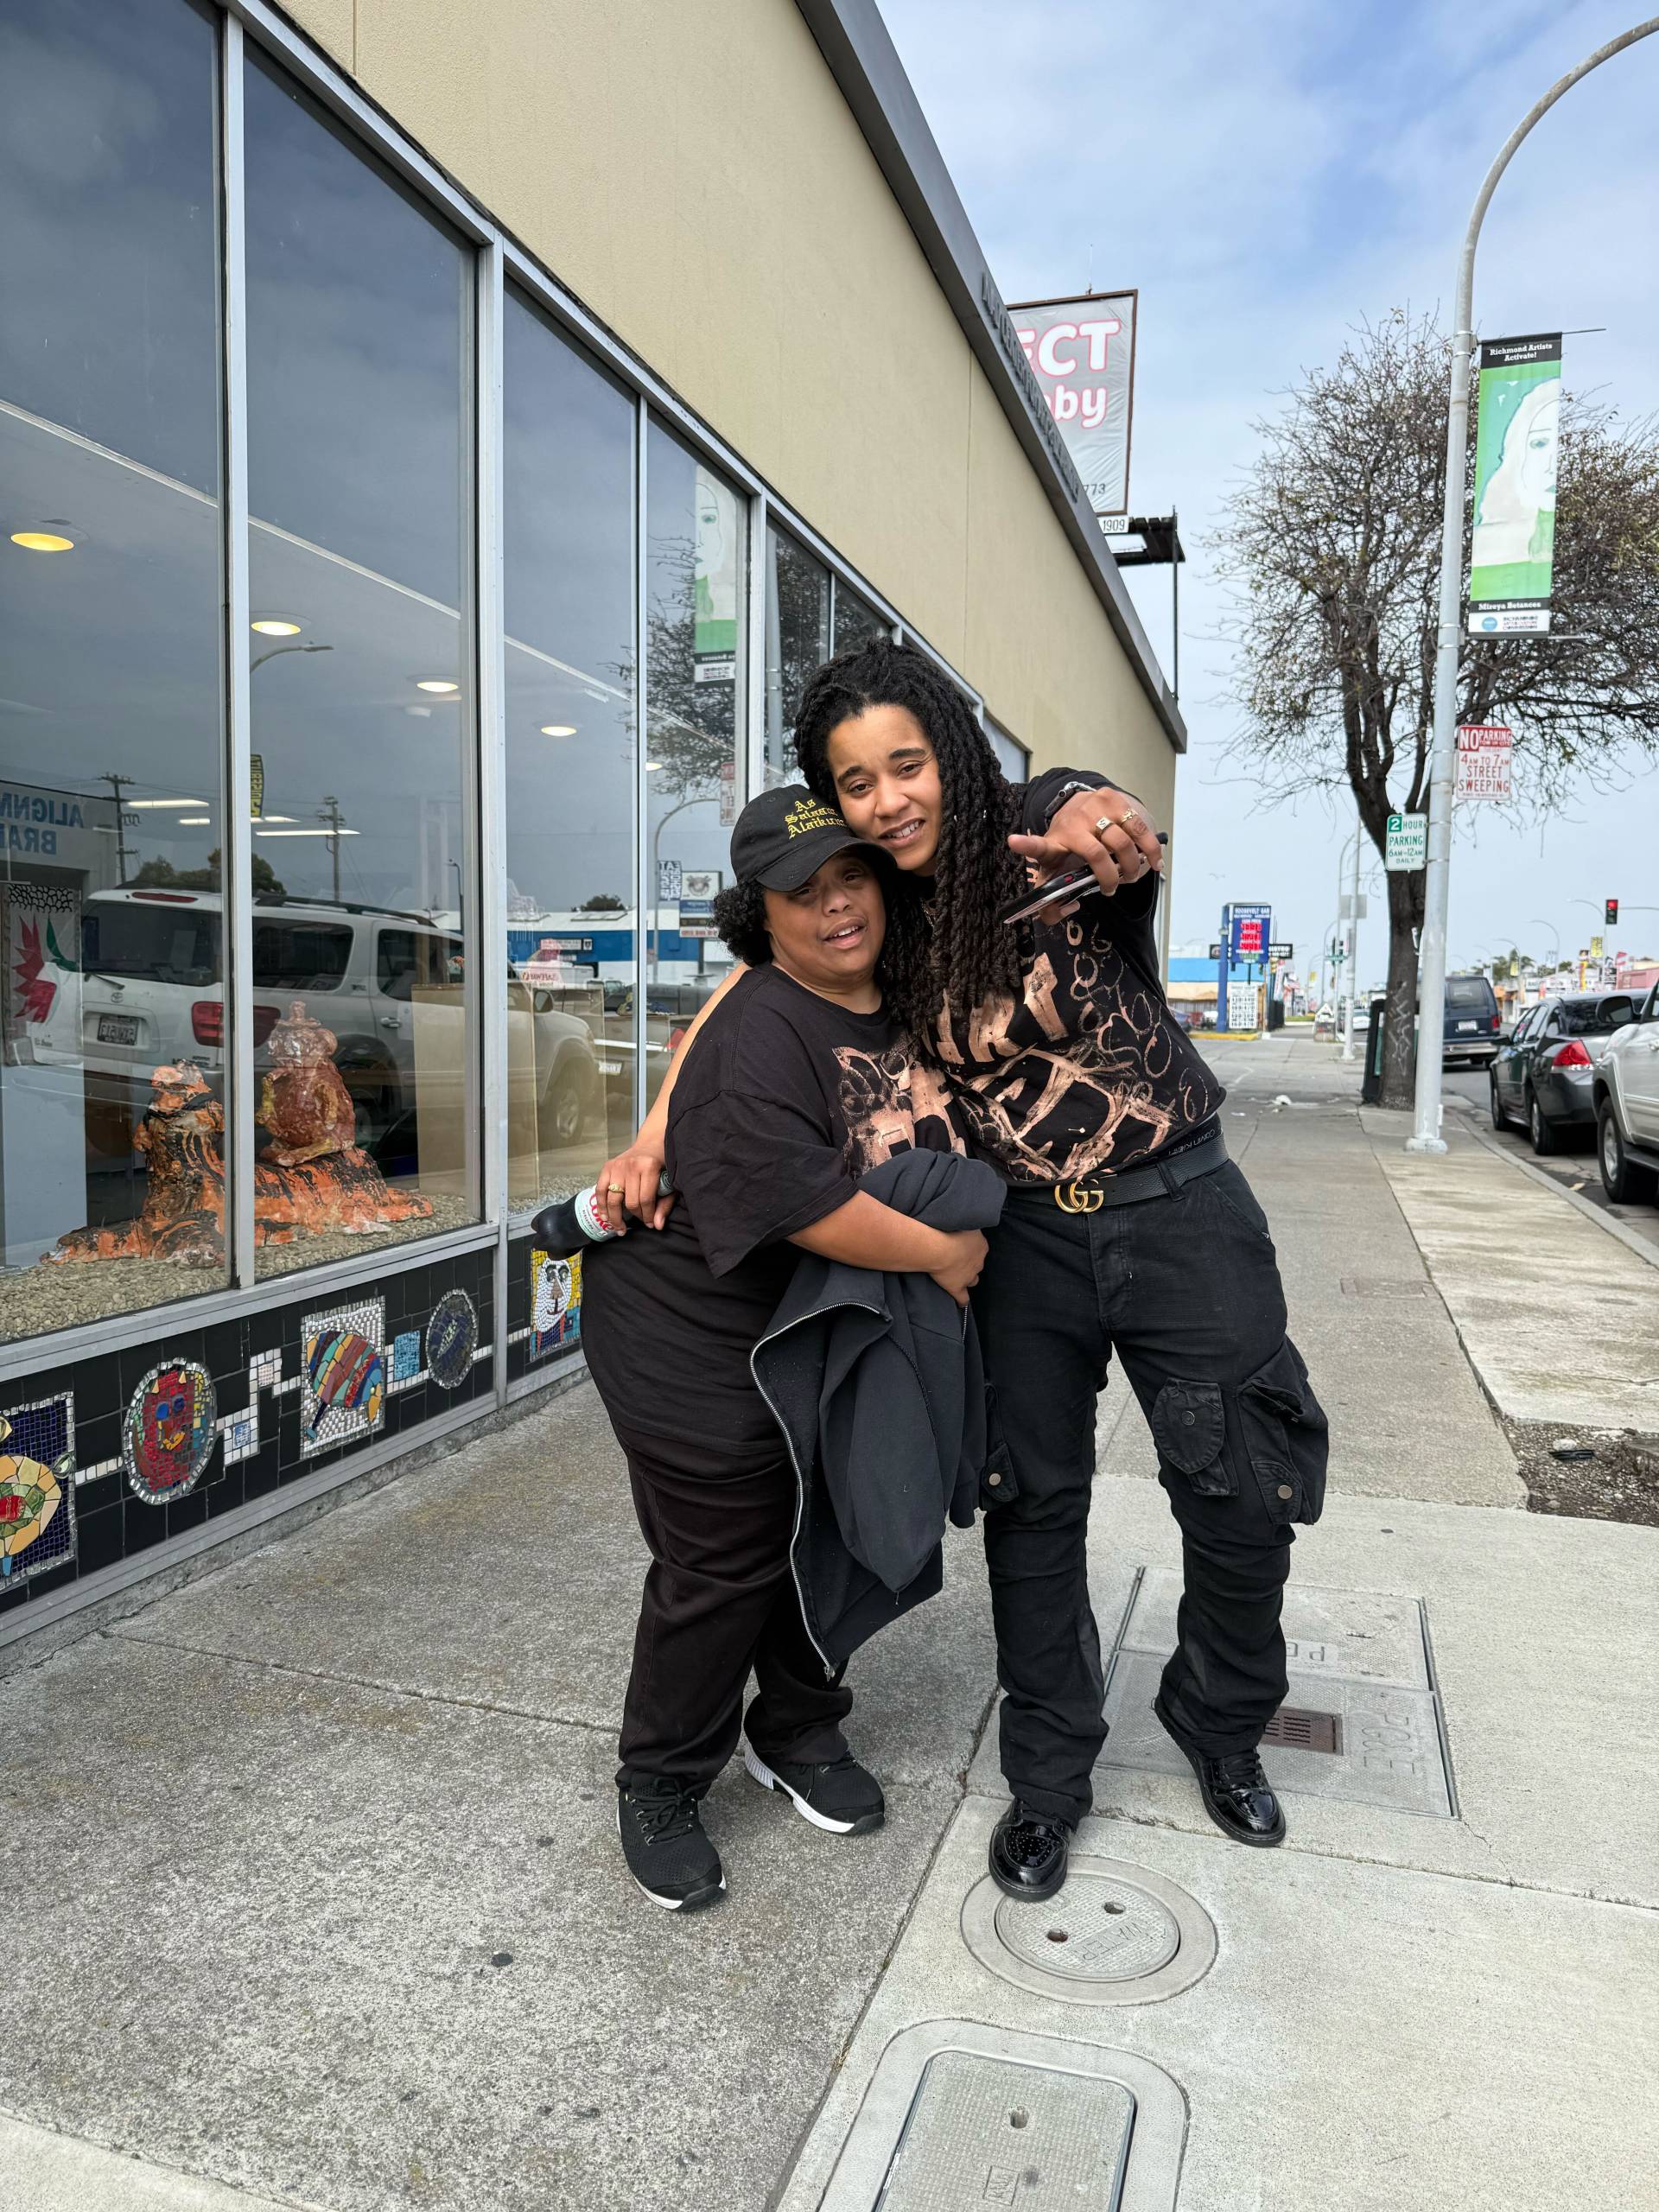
<box><xmin>1216</xmin><ymin>310</ymin><xmax>1659</xmax><ymax>1106</ymax></box>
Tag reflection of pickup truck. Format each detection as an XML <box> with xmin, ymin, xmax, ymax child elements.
<box><xmin>1592</xmin><ymin>982</ymin><xmax>1659</xmax><ymax>1204</ymax></box>
<box><xmin>38</xmin><ymin>887</ymin><xmax>600</xmax><ymax>1161</ymax></box>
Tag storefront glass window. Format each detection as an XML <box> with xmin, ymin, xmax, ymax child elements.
<box><xmin>763</xmin><ymin>526</ymin><xmax>830</xmax><ymax>788</ymax></box>
<box><xmin>244</xmin><ymin>52</ymin><xmax>475</xmax><ymax>1274</ymax></box>
<box><xmin>832</xmin><ymin>583</ymin><xmax>890</xmax><ymax>656</ymax></box>
<box><xmin>0</xmin><ymin>0</ymin><xmax>229</xmax><ymax>1342</ymax></box>
<box><xmin>644</xmin><ymin>422</ymin><xmax>745</xmax><ymax>1110</ymax></box>
<box><xmin>502</xmin><ymin>290</ymin><xmax>637</xmax><ymax>1209</ymax></box>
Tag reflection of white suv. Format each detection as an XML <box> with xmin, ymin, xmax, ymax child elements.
<box><xmin>35</xmin><ymin>888</ymin><xmax>599</xmax><ymax>1156</ymax></box>
<box><xmin>1592</xmin><ymin>982</ymin><xmax>1659</xmax><ymax>1205</ymax></box>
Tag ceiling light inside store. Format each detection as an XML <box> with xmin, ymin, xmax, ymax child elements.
<box><xmin>416</xmin><ymin>678</ymin><xmax>459</xmax><ymax>694</ymax></box>
<box><xmin>10</xmin><ymin>531</ymin><xmax>75</xmax><ymax>553</ymax></box>
<box><xmin>128</xmin><ymin>798</ymin><xmax>208</xmax><ymax>810</ymax></box>
<box><xmin>255</xmin><ymin>826</ymin><xmax>360</xmax><ymax>837</ymax></box>
<box><xmin>645</xmin><ymin>761</ymin><xmax>663</xmax><ymax>771</ymax></box>
<box><xmin>540</xmin><ymin>724</ymin><xmax>576</xmax><ymax>737</ymax></box>
<box><xmin>178</xmin><ymin>817</ymin><xmax>211</xmax><ymax>826</ymax></box>
<box><xmin>251</xmin><ymin>814</ymin><xmax>296</xmax><ymax>823</ymax></box>
<box><xmin>251</xmin><ymin>617</ymin><xmax>302</xmax><ymax>636</ymax></box>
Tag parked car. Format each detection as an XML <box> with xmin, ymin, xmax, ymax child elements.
<box><xmin>1442</xmin><ymin>972</ymin><xmax>1503</xmax><ymax>1068</ymax></box>
<box><xmin>38</xmin><ymin>887</ymin><xmax>601</xmax><ymax>1161</ymax></box>
<box><xmin>1592</xmin><ymin>982</ymin><xmax>1659</xmax><ymax>1204</ymax></box>
<box><xmin>1489</xmin><ymin>989</ymin><xmax>1645</xmax><ymax>1155</ymax></box>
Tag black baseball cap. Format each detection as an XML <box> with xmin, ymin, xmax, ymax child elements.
<box><xmin>729</xmin><ymin>783</ymin><xmax>887</xmax><ymax>891</ymax></box>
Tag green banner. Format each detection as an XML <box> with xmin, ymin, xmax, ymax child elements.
<box><xmin>1467</xmin><ymin>333</ymin><xmax>1560</xmax><ymax>636</ymax></box>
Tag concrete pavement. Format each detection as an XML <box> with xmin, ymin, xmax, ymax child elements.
<box><xmin>3</xmin><ymin>1035</ymin><xmax>1653</xmax><ymax>2212</ymax></box>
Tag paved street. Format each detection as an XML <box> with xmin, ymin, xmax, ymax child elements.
<box><xmin>4</xmin><ymin>1036</ymin><xmax>1656</xmax><ymax>2212</ymax></box>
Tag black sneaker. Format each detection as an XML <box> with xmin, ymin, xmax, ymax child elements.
<box><xmin>616</xmin><ymin>1777</ymin><xmax>726</xmax><ymax>1910</ymax></box>
<box><xmin>988</xmin><ymin>1801</ymin><xmax>1073</xmax><ymax>1901</ymax></box>
<box><xmin>743</xmin><ymin>1742</ymin><xmax>885</xmax><ymax>1834</ymax></box>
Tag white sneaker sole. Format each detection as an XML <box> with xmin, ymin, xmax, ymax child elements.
<box><xmin>616</xmin><ymin>1800</ymin><xmax>727</xmax><ymax>1910</ymax></box>
<box><xmin>743</xmin><ymin>1745</ymin><xmax>883</xmax><ymax>1834</ymax></box>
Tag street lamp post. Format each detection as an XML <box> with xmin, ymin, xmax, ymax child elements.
<box><xmin>1408</xmin><ymin>15</ymin><xmax>1659</xmax><ymax>1154</ymax></box>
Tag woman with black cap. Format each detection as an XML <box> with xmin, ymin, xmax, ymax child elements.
<box><xmin>578</xmin><ymin>785</ymin><xmax>981</xmax><ymax>1912</ymax></box>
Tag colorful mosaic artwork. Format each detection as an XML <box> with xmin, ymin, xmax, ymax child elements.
<box><xmin>124</xmin><ymin>1361</ymin><xmax>218</xmax><ymax>1504</ymax></box>
<box><xmin>531</xmin><ymin>1249</ymin><xmax>582</xmax><ymax>1361</ymax></box>
<box><xmin>300</xmin><ymin>1298</ymin><xmax>386</xmax><ymax>1457</ymax></box>
<box><xmin>0</xmin><ymin>1394</ymin><xmax>75</xmax><ymax>1583</ymax></box>
<box><xmin>425</xmin><ymin>1290</ymin><xmax>478</xmax><ymax>1391</ymax></box>
<box><xmin>391</xmin><ymin>1331</ymin><xmax>423</xmax><ymax>1386</ymax></box>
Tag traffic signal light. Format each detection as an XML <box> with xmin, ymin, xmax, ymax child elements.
<box><xmin>1605</xmin><ymin>898</ymin><xmax>1619</xmax><ymax>925</ymax></box>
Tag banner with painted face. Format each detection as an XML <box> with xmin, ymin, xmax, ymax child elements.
<box><xmin>1007</xmin><ymin>291</ymin><xmax>1137</xmax><ymax>518</ymax></box>
<box><xmin>1467</xmin><ymin>334</ymin><xmax>1561</xmax><ymax>636</ymax></box>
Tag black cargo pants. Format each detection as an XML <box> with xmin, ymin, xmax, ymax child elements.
<box><xmin>971</xmin><ymin>1154</ymin><xmax>1328</xmax><ymax>1829</ymax></box>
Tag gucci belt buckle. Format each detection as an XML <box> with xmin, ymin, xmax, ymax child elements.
<box><xmin>1054</xmin><ymin>1179</ymin><xmax>1105</xmax><ymax>1214</ymax></box>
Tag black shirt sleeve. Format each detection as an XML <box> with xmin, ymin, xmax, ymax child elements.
<box><xmin>669</xmin><ymin>1088</ymin><xmax>858</xmax><ymax>1276</ymax></box>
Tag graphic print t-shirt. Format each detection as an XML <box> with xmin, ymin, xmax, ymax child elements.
<box><xmin>581</xmin><ymin>964</ymin><xmax>965</xmax><ymax>1451</ymax></box>
<box><xmin>936</xmin><ymin>766</ymin><xmax>1225</xmax><ymax>1185</ymax></box>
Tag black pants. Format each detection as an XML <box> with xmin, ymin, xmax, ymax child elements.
<box><xmin>971</xmin><ymin>1156</ymin><xmax>1328</xmax><ymax>1828</ymax></box>
<box><xmin>611</xmin><ymin>1418</ymin><xmax>853</xmax><ymax>1793</ymax></box>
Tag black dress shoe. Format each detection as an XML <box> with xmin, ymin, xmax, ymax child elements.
<box><xmin>988</xmin><ymin>1802</ymin><xmax>1074</xmax><ymax>1900</ymax></box>
<box><xmin>1174</xmin><ymin>1740</ymin><xmax>1287</xmax><ymax>1847</ymax></box>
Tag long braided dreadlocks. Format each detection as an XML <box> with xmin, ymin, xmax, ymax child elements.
<box><xmin>791</xmin><ymin>639</ymin><xmax>1027</xmax><ymax>1061</ymax></box>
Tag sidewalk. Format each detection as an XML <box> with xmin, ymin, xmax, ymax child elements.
<box><xmin>3</xmin><ymin>1038</ymin><xmax>1655</xmax><ymax>2212</ymax></box>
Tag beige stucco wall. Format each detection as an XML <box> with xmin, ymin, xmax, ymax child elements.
<box><xmin>277</xmin><ymin>0</ymin><xmax>1175</xmax><ymax>820</ymax></box>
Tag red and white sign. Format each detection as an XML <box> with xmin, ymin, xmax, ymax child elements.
<box><xmin>1455</xmin><ymin>724</ymin><xmax>1512</xmax><ymax>802</ymax></box>
<box><xmin>1236</xmin><ymin>919</ymin><xmax>1263</xmax><ymax>955</ymax></box>
<box><xmin>1007</xmin><ymin>290</ymin><xmax>1138</xmax><ymax>518</ymax></box>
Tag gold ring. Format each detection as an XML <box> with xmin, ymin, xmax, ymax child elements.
<box><xmin>1094</xmin><ymin>815</ymin><xmax>1116</xmax><ymax>839</ymax></box>
<box><xmin>607</xmin><ymin>1184</ymin><xmax>625</xmax><ymax>1193</ymax></box>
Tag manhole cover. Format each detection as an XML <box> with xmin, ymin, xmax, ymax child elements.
<box><xmin>876</xmin><ymin>2050</ymin><xmax>1132</xmax><ymax>2209</ymax></box>
<box><xmin>961</xmin><ymin>1856</ymin><xmax>1215</xmax><ymax>2006</ymax></box>
<box><xmin>993</xmin><ymin>1875</ymin><xmax>1180</xmax><ymax>1982</ymax></box>
<box><xmin>816</xmin><ymin>2022</ymin><xmax>1185</xmax><ymax>2212</ymax></box>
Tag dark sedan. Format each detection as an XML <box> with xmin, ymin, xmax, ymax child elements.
<box><xmin>1490</xmin><ymin>990</ymin><xmax>1645</xmax><ymax>1154</ymax></box>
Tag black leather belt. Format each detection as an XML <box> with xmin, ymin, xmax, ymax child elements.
<box><xmin>1033</xmin><ymin>1128</ymin><xmax>1227</xmax><ymax>1214</ymax></box>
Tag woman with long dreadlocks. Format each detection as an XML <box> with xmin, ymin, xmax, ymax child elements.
<box><xmin>777</xmin><ymin>638</ymin><xmax>1331</xmax><ymax>1903</ymax></box>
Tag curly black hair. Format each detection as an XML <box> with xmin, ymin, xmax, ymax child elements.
<box><xmin>791</xmin><ymin>638</ymin><xmax>1025</xmax><ymax>1058</ymax></box>
<box><xmin>712</xmin><ymin>879</ymin><xmax>770</xmax><ymax>966</ymax></box>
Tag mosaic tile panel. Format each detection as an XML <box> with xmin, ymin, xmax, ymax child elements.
<box><xmin>299</xmin><ymin>1299</ymin><xmax>386</xmax><ymax>1459</ymax></box>
<box><xmin>424</xmin><ymin>1291</ymin><xmax>476</xmax><ymax>1391</ymax></box>
<box><xmin>123</xmin><ymin>1361</ymin><xmax>218</xmax><ymax>1506</ymax></box>
<box><xmin>0</xmin><ymin>1393</ymin><xmax>75</xmax><ymax>1585</ymax></box>
<box><xmin>530</xmin><ymin>1249</ymin><xmax>582</xmax><ymax>1361</ymax></box>
<box><xmin>390</xmin><ymin>1331</ymin><xmax>423</xmax><ymax>1387</ymax></box>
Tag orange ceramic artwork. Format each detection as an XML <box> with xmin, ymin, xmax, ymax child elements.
<box><xmin>48</xmin><ymin>1004</ymin><xmax>430</xmax><ymax>1266</ymax></box>
<box><xmin>257</xmin><ymin>1001</ymin><xmax>356</xmax><ymax>1166</ymax></box>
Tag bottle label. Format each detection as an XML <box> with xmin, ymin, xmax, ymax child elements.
<box><xmin>573</xmin><ymin>1185</ymin><xmax>620</xmax><ymax>1243</ymax></box>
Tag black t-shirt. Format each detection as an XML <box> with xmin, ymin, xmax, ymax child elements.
<box><xmin>581</xmin><ymin>964</ymin><xmax>965</xmax><ymax>1452</ymax></box>
<box><xmin>936</xmin><ymin>766</ymin><xmax>1225</xmax><ymax>1184</ymax></box>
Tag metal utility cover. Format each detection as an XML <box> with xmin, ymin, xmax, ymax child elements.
<box><xmin>817</xmin><ymin>2021</ymin><xmax>1186</xmax><ymax>2212</ymax></box>
<box><xmin>876</xmin><ymin>2050</ymin><xmax>1132</xmax><ymax>2209</ymax></box>
<box><xmin>1100</xmin><ymin>1649</ymin><xmax>1454</xmax><ymax>1818</ymax></box>
<box><xmin>959</xmin><ymin>1857</ymin><xmax>1217</xmax><ymax>2008</ymax></box>
<box><xmin>1119</xmin><ymin>1567</ymin><xmax>1433</xmax><ymax>1691</ymax></box>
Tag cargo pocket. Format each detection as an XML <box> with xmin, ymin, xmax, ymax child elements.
<box><xmin>1150</xmin><ymin>1379</ymin><xmax>1235</xmax><ymax>1497</ymax></box>
<box><xmin>1238</xmin><ymin>1341</ymin><xmax>1329</xmax><ymax>1526</ymax></box>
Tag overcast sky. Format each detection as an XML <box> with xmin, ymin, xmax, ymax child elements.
<box><xmin>881</xmin><ymin>0</ymin><xmax>1659</xmax><ymax>984</ymax></box>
